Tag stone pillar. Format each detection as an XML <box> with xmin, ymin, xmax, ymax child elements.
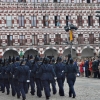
<box><xmin>77</xmin><ymin>53</ymin><xmax>81</xmax><ymax>59</ymax></box>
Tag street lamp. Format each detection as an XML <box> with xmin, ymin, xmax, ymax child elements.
<box><xmin>64</xmin><ymin>23</ymin><xmax>78</xmax><ymax>58</ymax></box>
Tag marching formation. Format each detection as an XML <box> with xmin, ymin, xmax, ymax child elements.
<box><xmin>0</xmin><ymin>54</ymin><xmax>77</xmax><ymax>100</ymax></box>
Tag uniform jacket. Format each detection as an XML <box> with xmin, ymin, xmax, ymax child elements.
<box><xmin>11</xmin><ymin>62</ymin><xmax>20</xmax><ymax>79</ymax></box>
<box><xmin>15</xmin><ymin>65</ymin><xmax>30</xmax><ymax>82</ymax></box>
<box><xmin>55</xmin><ymin>62</ymin><xmax>66</xmax><ymax>79</ymax></box>
<box><xmin>26</xmin><ymin>60</ymin><xmax>34</xmax><ymax>78</ymax></box>
<box><xmin>32</xmin><ymin>62</ymin><xmax>41</xmax><ymax>79</ymax></box>
<box><xmin>39</xmin><ymin>63</ymin><xmax>56</xmax><ymax>81</ymax></box>
<box><xmin>66</xmin><ymin>64</ymin><xmax>77</xmax><ymax>81</ymax></box>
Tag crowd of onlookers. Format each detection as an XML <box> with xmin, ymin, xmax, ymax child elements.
<box><xmin>72</xmin><ymin>56</ymin><xmax>100</xmax><ymax>79</ymax></box>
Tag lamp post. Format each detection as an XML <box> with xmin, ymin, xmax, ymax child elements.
<box><xmin>64</xmin><ymin>23</ymin><xmax>78</xmax><ymax>58</ymax></box>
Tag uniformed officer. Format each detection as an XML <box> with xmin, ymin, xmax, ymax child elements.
<box><xmin>39</xmin><ymin>57</ymin><xmax>56</xmax><ymax>100</ymax></box>
<box><xmin>26</xmin><ymin>55</ymin><xmax>35</xmax><ymax>95</ymax></box>
<box><xmin>2</xmin><ymin>59</ymin><xmax>10</xmax><ymax>95</ymax></box>
<box><xmin>7</xmin><ymin>56</ymin><xmax>15</xmax><ymax>96</ymax></box>
<box><xmin>65</xmin><ymin>58</ymin><xmax>77</xmax><ymax>98</ymax></box>
<box><xmin>0</xmin><ymin>58</ymin><xmax>3</xmax><ymax>92</ymax></box>
<box><xmin>55</xmin><ymin>57</ymin><xmax>65</xmax><ymax>96</ymax></box>
<box><xmin>12</xmin><ymin>56</ymin><xmax>21</xmax><ymax>98</ymax></box>
<box><xmin>50</xmin><ymin>58</ymin><xmax>57</xmax><ymax>95</ymax></box>
<box><xmin>15</xmin><ymin>59</ymin><xmax>30</xmax><ymax>100</ymax></box>
<box><xmin>32</xmin><ymin>56</ymin><xmax>42</xmax><ymax>97</ymax></box>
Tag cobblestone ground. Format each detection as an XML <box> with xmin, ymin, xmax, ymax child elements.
<box><xmin>0</xmin><ymin>77</ymin><xmax>100</xmax><ymax>100</ymax></box>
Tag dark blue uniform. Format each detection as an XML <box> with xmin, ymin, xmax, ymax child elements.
<box><xmin>15</xmin><ymin>65</ymin><xmax>30</xmax><ymax>100</ymax></box>
<box><xmin>2</xmin><ymin>65</ymin><xmax>10</xmax><ymax>95</ymax></box>
<box><xmin>12</xmin><ymin>61</ymin><xmax>21</xmax><ymax>98</ymax></box>
<box><xmin>55</xmin><ymin>62</ymin><xmax>65</xmax><ymax>96</ymax></box>
<box><xmin>50</xmin><ymin>63</ymin><xmax>57</xmax><ymax>94</ymax></box>
<box><xmin>0</xmin><ymin>64</ymin><xmax>3</xmax><ymax>92</ymax></box>
<box><xmin>32</xmin><ymin>61</ymin><xmax>42</xmax><ymax>97</ymax></box>
<box><xmin>26</xmin><ymin>60</ymin><xmax>35</xmax><ymax>95</ymax></box>
<box><xmin>66</xmin><ymin>63</ymin><xmax>77</xmax><ymax>98</ymax></box>
<box><xmin>39</xmin><ymin>63</ymin><xmax>56</xmax><ymax>99</ymax></box>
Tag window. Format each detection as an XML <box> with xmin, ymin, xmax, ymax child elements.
<box><xmin>78</xmin><ymin>34</ymin><xmax>84</xmax><ymax>44</ymax></box>
<box><xmin>98</xmin><ymin>0</ymin><xmax>100</xmax><ymax>2</ymax></box>
<box><xmin>54</xmin><ymin>0</ymin><xmax>60</xmax><ymax>2</ymax></box>
<box><xmin>66</xmin><ymin>16</ymin><xmax>68</xmax><ymax>26</ymax></box>
<box><xmin>7</xmin><ymin>35</ymin><xmax>13</xmax><ymax>46</ymax></box>
<box><xmin>19</xmin><ymin>16</ymin><xmax>24</xmax><ymax>27</ymax></box>
<box><xmin>55</xmin><ymin>16</ymin><xmax>60</xmax><ymax>27</ymax></box>
<box><xmin>6</xmin><ymin>0</ymin><xmax>13</xmax><ymax>2</ymax></box>
<box><xmin>6</xmin><ymin>16</ymin><xmax>12</xmax><ymax>27</ymax></box>
<box><xmin>28</xmin><ymin>0</ymin><xmax>30</xmax><ymax>2</ymax></box>
<box><xmin>66</xmin><ymin>16</ymin><xmax>71</xmax><ymax>26</ymax></box>
<box><xmin>77</xmin><ymin>16</ymin><xmax>82</xmax><ymax>26</ymax></box>
<box><xmin>74</xmin><ymin>0</ymin><xmax>82</xmax><ymax>3</ymax></box>
<box><xmin>44</xmin><ymin>34</ymin><xmax>50</xmax><ymax>45</ymax></box>
<box><xmin>31</xmin><ymin>16</ymin><xmax>36</xmax><ymax>27</ymax></box>
<box><xmin>43</xmin><ymin>16</ymin><xmax>49</xmax><ymax>27</ymax></box>
<box><xmin>55</xmin><ymin>34</ymin><xmax>61</xmax><ymax>45</ymax></box>
<box><xmin>99</xmin><ymin>17</ymin><xmax>100</xmax><ymax>26</ymax></box>
<box><xmin>87</xmin><ymin>0</ymin><xmax>90</xmax><ymax>3</ymax></box>
<box><xmin>88</xmin><ymin>16</ymin><xmax>93</xmax><ymax>26</ymax></box>
<box><xmin>89</xmin><ymin>34</ymin><xmax>94</xmax><ymax>44</ymax></box>
<box><xmin>31</xmin><ymin>0</ymin><xmax>37</xmax><ymax>2</ymax></box>
<box><xmin>18</xmin><ymin>0</ymin><xmax>26</xmax><ymax>2</ymax></box>
<box><xmin>40</xmin><ymin>0</ymin><xmax>48</xmax><ymax>2</ymax></box>
<box><xmin>19</xmin><ymin>35</ymin><xmax>25</xmax><ymax>45</ymax></box>
<box><xmin>65</xmin><ymin>0</ymin><xmax>69</xmax><ymax>2</ymax></box>
<box><xmin>32</xmin><ymin>35</ymin><xmax>37</xmax><ymax>45</ymax></box>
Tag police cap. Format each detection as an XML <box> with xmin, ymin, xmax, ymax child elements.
<box><xmin>69</xmin><ymin>58</ymin><xmax>74</xmax><ymax>64</ymax></box>
<box><xmin>30</xmin><ymin>55</ymin><xmax>33</xmax><ymax>59</ymax></box>
<box><xmin>16</xmin><ymin>56</ymin><xmax>20</xmax><ymax>61</ymax></box>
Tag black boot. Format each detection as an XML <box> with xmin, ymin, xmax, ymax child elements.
<box><xmin>22</xmin><ymin>97</ymin><xmax>26</xmax><ymax>100</ymax></box>
<box><xmin>69</xmin><ymin>91</ymin><xmax>72</xmax><ymax>97</ymax></box>
<box><xmin>73</xmin><ymin>94</ymin><xmax>76</xmax><ymax>98</ymax></box>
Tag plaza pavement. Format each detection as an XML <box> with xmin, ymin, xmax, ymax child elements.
<box><xmin>0</xmin><ymin>77</ymin><xmax>100</xmax><ymax>100</ymax></box>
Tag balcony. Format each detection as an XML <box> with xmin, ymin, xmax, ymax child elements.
<box><xmin>0</xmin><ymin>2</ymin><xmax>99</xmax><ymax>10</ymax></box>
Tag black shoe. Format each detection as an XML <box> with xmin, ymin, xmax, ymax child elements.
<box><xmin>69</xmin><ymin>93</ymin><xmax>72</xmax><ymax>97</ymax></box>
<box><xmin>12</xmin><ymin>94</ymin><xmax>15</xmax><ymax>96</ymax></box>
<box><xmin>22</xmin><ymin>97</ymin><xmax>26</xmax><ymax>100</ymax></box>
<box><xmin>2</xmin><ymin>91</ymin><xmax>5</xmax><ymax>93</ymax></box>
<box><xmin>53</xmin><ymin>92</ymin><xmax>56</xmax><ymax>95</ymax></box>
<box><xmin>46</xmin><ymin>96</ymin><xmax>49</xmax><ymax>99</ymax></box>
<box><xmin>60</xmin><ymin>94</ymin><xmax>65</xmax><ymax>96</ymax></box>
<box><xmin>38</xmin><ymin>95</ymin><xmax>42</xmax><ymax>98</ymax></box>
<box><xmin>69</xmin><ymin>94</ymin><xmax>72</xmax><ymax>97</ymax></box>
<box><xmin>17</xmin><ymin>96</ymin><xmax>20</xmax><ymax>99</ymax></box>
<box><xmin>73</xmin><ymin>95</ymin><xmax>76</xmax><ymax>98</ymax></box>
<box><xmin>30</xmin><ymin>91</ymin><xmax>35</xmax><ymax>95</ymax></box>
<box><xmin>7</xmin><ymin>92</ymin><xmax>9</xmax><ymax>95</ymax></box>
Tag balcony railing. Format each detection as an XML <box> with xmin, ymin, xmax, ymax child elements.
<box><xmin>0</xmin><ymin>2</ymin><xmax>99</xmax><ymax>9</ymax></box>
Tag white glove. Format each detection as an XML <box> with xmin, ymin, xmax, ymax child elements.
<box><xmin>26</xmin><ymin>80</ymin><xmax>30</xmax><ymax>82</ymax></box>
<box><xmin>13</xmin><ymin>75</ymin><xmax>15</xmax><ymax>78</ymax></box>
<box><xmin>30</xmin><ymin>70</ymin><xmax>31</xmax><ymax>72</ymax></box>
<box><xmin>62</xmin><ymin>70</ymin><xmax>64</xmax><ymax>73</ymax></box>
<box><xmin>54</xmin><ymin>77</ymin><xmax>57</xmax><ymax>80</ymax></box>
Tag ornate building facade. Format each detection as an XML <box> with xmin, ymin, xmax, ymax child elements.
<box><xmin>0</xmin><ymin>0</ymin><xmax>100</xmax><ymax>58</ymax></box>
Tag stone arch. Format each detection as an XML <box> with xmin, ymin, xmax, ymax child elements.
<box><xmin>3</xmin><ymin>49</ymin><xmax>19</xmax><ymax>58</ymax></box>
<box><xmin>24</xmin><ymin>49</ymin><xmax>39</xmax><ymax>57</ymax></box>
<box><xmin>63</xmin><ymin>48</ymin><xmax>77</xmax><ymax>58</ymax></box>
<box><xmin>44</xmin><ymin>48</ymin><xmax>58</xmax><ymax>58</ymax></box>
<box><xmin>81</xmin><ymin>46</ymin><xmax>94</xmax><ymax>57</ymax></box>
